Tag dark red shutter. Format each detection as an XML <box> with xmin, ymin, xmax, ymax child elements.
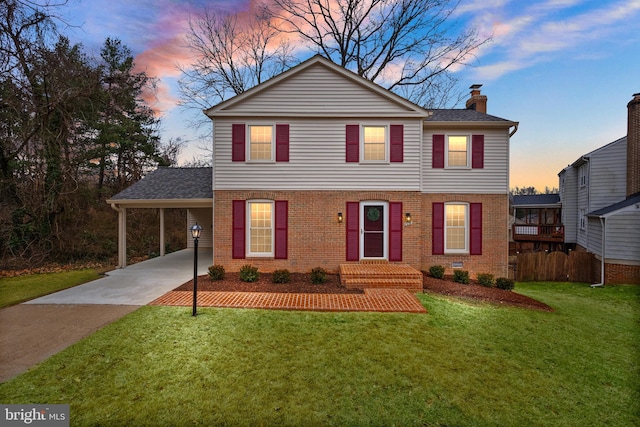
<box><xmin>472</xmin><ymin>135</ymin><xmax>484</xmax><ymax>169</ymax></box>
<box><xmin>346</xmin><ymin>125</ymin><xmax>359</xmax><ymax>163</ymax></box>
<box><xmin>470</xmin><ymin>203</ymin><xmax>482</xmax><ymax>255</ymax></box>
<box><xmin>232</xmin><ymin>124</ymin><xmax>245</xmax><ymax>162</ymax></box>
<box><xmin>274</xmin><ymin>200</ymin><xmax>288</xmax><ymax>259</ymax></box>
<box><xmin>346</xmin><ymin>202</ymin><xmax>359</xmax><ymax>261</ymax></box>
<box><xmin>276</xmin><ymin>124</ymin><xmax>289</xmax><ymax>162</ymax></box>
<box><xmin>432</xmin><ymin>202</ymin><xmax>444</xmax><ymax>255</ymax></box>
<box><xmin>232</xmin><ymin>200</ymin><xmax>246</xmax><ymax>259</ymax></box>
<box><xmin>432</xmin><ymin>134</ymin><xmax>445</xmax><ymax>168</ymax></box>
<box><xmin>389</xmin><ymin>202</ymin><xmax>403</xmax><ymax>261</ymax></box>
<box><xmin>390</xmin><ymin>125</ymin><xmax>404</xmax><ymax>163</ymax></box>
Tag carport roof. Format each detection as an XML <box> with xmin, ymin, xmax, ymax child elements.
<box><xmin>107</xmin><ymin>167</ymin><xmax>212</xmax><ymax>208</ymax></box>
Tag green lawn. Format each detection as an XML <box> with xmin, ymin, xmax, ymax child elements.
<box><xmin>0</xmin><ymin>282</ymin><xmax>638</xmax><ymax>426</ymax></box>
<box><xmin>0</xmin><ymin>269</ymin><xmax>101</xmax><ymax>308</ymax></box>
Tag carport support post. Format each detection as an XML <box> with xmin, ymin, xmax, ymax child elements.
<box><xmin>159</xmin><ymin>208</ymin><xmax>165</xmax><ymax>257</ymax></box>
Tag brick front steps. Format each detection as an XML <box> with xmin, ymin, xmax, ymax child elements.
<box><xmin>339</xmin><ymin>262</ymin><xmax>423</xmax><ymax>293</ymax></box>
<box><xmin>149</xmin><ymin>289</ymin><xmax>426</xmax><ymax>313</ymax></box>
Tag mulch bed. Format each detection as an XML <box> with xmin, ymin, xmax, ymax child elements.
<box><xmin>175</xmin><ymin>272</ymin><xmax>553</xmax><ymax>311</ymax></box>
<box><xmin>422</xmin><ymin>275</ymin><xmax>554</xmax><ymax>311</ymax></box>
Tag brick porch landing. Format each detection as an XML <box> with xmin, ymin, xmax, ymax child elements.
<box><xmin>149</xmin><ymin>289</ymin><xmax>426</xmax><ymax>313</ymax></box>
<box><xmin>339</xmin><ymin>262</ymin><xmax>423</xmax><ymax>292</ymax></box>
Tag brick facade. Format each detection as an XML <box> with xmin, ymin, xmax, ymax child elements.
<box><xmin>213</xmin><ymin>190</ymin><xmax>509</xmax><ymax>278</ymax></box>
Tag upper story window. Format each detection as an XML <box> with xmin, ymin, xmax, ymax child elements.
<box><xmin>362</xmin><ymin>125</ymin><xmax>387</xmax><ymax>162</ymax></box>
<box><xmin>447</xmin><ymin>135</ymin><xmax>469</xmax><ymax>167</ymax></box>
<box><xmin>445</xmin><ymin>203</ymin><xmax>468</xmax><ymax>253</ymax></box>
<box><xmin>579</xmin><ymin>209</ymin><xmax>586</xmax><ymax>231</ymax></box>
<box><xmin>249</xmin><ymin>125</ymin><xmax>274</xmax><ymax>161</ymax></box>
<box><xmin>579</xmin><ymin>163</ymin><xmax>588</xmax><ymax>187</ymax></box>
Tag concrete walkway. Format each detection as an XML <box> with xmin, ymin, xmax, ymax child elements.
<box><xmin>26</xmin><ymin>248</ymin><xmax>212</xmax><ymax>305</ymax></box>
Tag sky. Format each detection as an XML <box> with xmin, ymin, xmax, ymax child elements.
<box><xmin>59</xmin><ymin>0</ymin><xmax>640</xmax><ymax>191</ymax></box>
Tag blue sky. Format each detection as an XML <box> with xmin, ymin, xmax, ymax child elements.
<box><xmin>62</xmin><ymin>0</ymin><xmax>640</xmax><ymax>190</ymax></box>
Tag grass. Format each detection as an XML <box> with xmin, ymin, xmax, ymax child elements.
<box><xmin>0</xmin><ymin>269</ymin><xmax>102</xmax><ymax>308</ymax></box>
<box><xmin>0</xmin><ymin>282</ymin><xmax>638</xmax><ymax>426</ymax></box>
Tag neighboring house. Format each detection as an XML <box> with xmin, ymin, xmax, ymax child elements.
<box><xmin>108</xmin><ymin>55</ymin><xmax>518</xmax><ymax>280</ymax></box>
<box><xmin>557</xmin><ymin>92</ymin><xmax>640</xmax><ymax>284</ymax></box>
<box><xmin>511</xmin><ymin>194</ymin><xmax>563</xmax><ymax>253</ymax></box>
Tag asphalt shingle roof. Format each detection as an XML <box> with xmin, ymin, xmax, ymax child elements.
<box><xmin>110</xmin><ymin>167</ymin><xmax>212</xmax><ymax>200</ymax></box>
<box><xmin>428</xmin><ymin>109</ymin><xmax>512</xmax><ymax>122</ymax></box>
<box><xmin>512</xmin><ymin>194</ymin><xmax>561</xmax><ymax>206</ymax></box>
<box><xmin>588</xmin><ymin>193</ymin><xmax>640</xmax><ymax>217</ymax></box>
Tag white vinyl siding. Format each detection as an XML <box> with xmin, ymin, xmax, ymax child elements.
<box><xmin>423</xmin><ymin>129</ymin><xmax>509</xmax><ymax>194</ymax></box>
<box><xmin>588</xmin><ymin>138</ymin><xmax>627</xmax><ymax>211</ymax></box>
<box><xmin>214</xmin><ymin>118</ymin><xmax>422</xmax><ymax>191</ymax></box>
<box><xmin>219</xmin><ymin>63</ymin><xmax>418</xmax><ymax>116</ymax></box>
<box><xmin>559</xmin><ymin>168</ymin><xmax>578</xmax><ymax>243</ymax></box>
<box><xmin>606</xmin><ymin>213</ymin><xmax>640</xmax><ymax>262</ymax></box>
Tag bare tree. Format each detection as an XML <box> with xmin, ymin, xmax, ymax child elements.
<box><xmin>269</xmin><ymin>0</ymin><xmax>488</xmax><ymax>107</ymax></box>
<box><xmin>178</xmin><ymin>6</ymin><xmax>297</xmax><ymax>131</ymax></box>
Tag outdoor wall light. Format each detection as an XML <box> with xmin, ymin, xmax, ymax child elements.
<box><xmin>190</xmin><ymin>223</ymin><xmax>203</xmax><ymax>316</ymax></box>
<box><xmin>338</xmin><ymin>212</ymin><xmax>343</xmax><ymax>223</ymax></box>
<box><xmin>405</xmin><ymin>212</ymin><xmax>412</xmax><ymax>226</ymax></box>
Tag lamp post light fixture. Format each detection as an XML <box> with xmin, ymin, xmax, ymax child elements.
<box><xmin>190</xmin><ymin>223</ymin><xmax>202</xmax><ymax>316</ymax></box>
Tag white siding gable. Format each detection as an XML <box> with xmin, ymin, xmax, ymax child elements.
<box><xmin>588</xmin><ymin>138</ymin><xmax>627</xmax><ymax>211</ymax></box>
<box><xmin>212</xmin><ymin>62</ymin><xmax>420</xmax><ymax>117</ymax></box>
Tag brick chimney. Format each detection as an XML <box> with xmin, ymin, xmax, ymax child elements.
<box><xmin>628</xmin><ymin>92</ymin><xmax>640</xmax><ymax>197</ymax></box>
<box><xmin>466</xmin><ymin>84</ymin><xmax>487</xmax><ymax>114</ymax></box>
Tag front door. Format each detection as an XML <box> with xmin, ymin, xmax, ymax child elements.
<box><xmin>360</xmin><ymin>202</ymin><xmax>388</xmax><ymax>259</ymax></box>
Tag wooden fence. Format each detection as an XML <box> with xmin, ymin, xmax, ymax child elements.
<box><xmin>516</xmin><ymin>251</ymin><xmax>596</xmax><ymax>283</ymax></box>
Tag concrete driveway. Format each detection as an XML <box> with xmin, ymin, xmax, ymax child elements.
<box><xmin>0</xmin><ymin>249</ymin><xmax>211</xmax><ymax>382</ymax></box>
<box><xmin>25</xmin><ymin>248</ymin><xmax>212</xmax><ymax>305</ymax></box>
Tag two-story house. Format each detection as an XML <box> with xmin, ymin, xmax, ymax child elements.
<box><xmin>108</xmin><ymin>55</ymin><xmax>518</xmax><ymax>283</ymax></box>
<box><xmin>558</xmin><ymin>92</ymin><xmax>640</xmax><ymax>284</ymax></box>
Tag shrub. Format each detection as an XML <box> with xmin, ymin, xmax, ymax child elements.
<box><xmin>453</xmin><ymin>270</ymin><xmax>470</xmax><ymax>284</ymax></box>
<box><xmin>429</xmin><ymin>265</ymin><xmax>445</xmax><ymax>279</ymax></box>
<box><xmin>496</xmin><ymin>277</ymin><xmax>515</xmax><ymax>291</ymax></box>
<box><xmin>207</xmin><ymin>265</ymin><xmax>225</xmax><ymax>281</ymax></box>
<box><xmin>477</xmin><ymin>273</ymin><xmax>494</xmax><ymax>287</ymax></box>
<box><xmin>310</xmin><ymin>267</ymin><xmax>327</xmax><ymax>284</ymax></box>
<box><xmin>239</xmin><ymin>264</ymin><xmax>259</xmax><ymax>282</ymax></box>
<box><xmin>272</xmin><ymin>269</ymin><xmax>291</xmax><ymax>284</ymax></box>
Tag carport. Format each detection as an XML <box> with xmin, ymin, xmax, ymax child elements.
<box><xmin>106</xmin><ymin>167</ymin><xmax>213</xmax><ymax>268</ymax></box>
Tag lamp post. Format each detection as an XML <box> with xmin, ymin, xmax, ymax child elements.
<box><xmin>190</xmin><ymin>223</ymin><xmax>202</xmax><ymax>316</ymax></box>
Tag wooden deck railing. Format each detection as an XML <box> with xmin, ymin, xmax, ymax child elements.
<box><xmin>513</xmin><ymin>224</ymin><xmax>564</xmax><ymax>242</ymax></box>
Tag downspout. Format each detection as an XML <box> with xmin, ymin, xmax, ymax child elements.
<box><xmin>509</xmin><ymin>123</ymin><xmax>519</xmax><ymax>137</ymax></box>
<box><xmin>591</xmin><ymin>216</ymin><xmax>605</xmax><ymax>288</ymax></box>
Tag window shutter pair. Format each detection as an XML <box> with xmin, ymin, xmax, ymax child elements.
<box><xmin>345</xmin><ymin>202</ymin><xmax>403</xmax><ymax>261</ymax></box>
<box><xmin>432</xmin><ymin>202</ymin><xmax>482</xmax><ymax>255</ymax></box>
<box><xmin>432</xmin><ymin>134</ymin><xmax>484</xmax><ymax>168</ymax></box>
<box><xmin>232</xmin><ymin>200</ymin><xmax>288</xmax><ymax>259</ymax></box>
<box><xmin>232</xmin><ymin>124</ymin><xmax>289</xmax><ymax>162</ymax></box>
<box><xmin>346</xmin><ymin>124</ymin><xmax>404</xmax><ymax>162</ymax></box>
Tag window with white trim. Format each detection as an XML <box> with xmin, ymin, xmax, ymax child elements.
<box><xmin>248</xmin><ymin>201</ymin><xmax>274</xmax><ymax>256</ymax></box>
<box><xmin>362</xmin><ymin>125</ymin><xmax>387</xmax><ymax>162</ymax></box>
<box><xmin>579</xmin><ymin>209</ymin><xmax>586</xmax><ymax>231</ymax></box>
<box><xmin>249</xmin><ymin>125</ymin><xmax>274</xmax><ymax>161</ymax></box>
<box><xmin>447</xmin><ymin>135</ymin><xmax>469</xmax><ymax>167</ymax></box>
<box><xmin>445</xmin><ymin>203</ymin><xmax>468</xmax><ymax>253</ymax></box>
<box><xmin>579</xmin><ymin>164</ymin><xmax>588</xmax><ymax>187</ymax></box>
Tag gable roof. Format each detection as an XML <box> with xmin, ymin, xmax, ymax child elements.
<box><xmin>204</xmin><ymin>55</ymin><xmax>430</xmax><ymax>118</ymax></box>
<box><xmin>587</xmin><ymin>193</ymin><xmax>640</xmax><ymax>218</ymax></box>
<box><xmin>107</xmin><ymin>167</ymin><xmax>213</xmax><ymax>208</ymax></box>
<box><xmin>571</xmin><ymin>136</ymin><xmax>626</xmax><ymax>167</ymax></box>
<box><xmin>512</xmin><ymin>194</ymin><xmax>561</xmax><ymax>207</ymax></box>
